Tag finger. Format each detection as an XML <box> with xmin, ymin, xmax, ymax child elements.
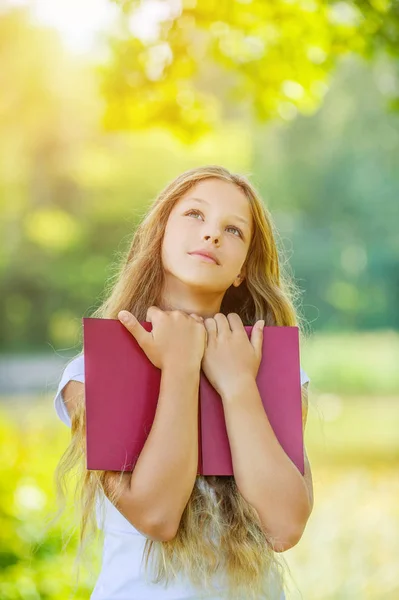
<box><xmin>146</xmin><ymin>305</ymin><xmax>163</xmax><ymax>322</ymax></box>
<box><xmin>250</xmin><ymin>319</ymin><xmax>265</xmax><ymax>358</ymax></box>
<box><xmin>118</xmin><ymin>310</ymin><xmax>151</xmax><ymax>350</ymax></box>
<box><xmin>213</xmin><ymin>312</ymin><xmax>230</xmax><ymax>335</ymax></box>
<box><xmin>226</xmin><ymin>312</ymin><xmax>244</xmax><ymax>333</ymax></box>
<box><xmin>204</xmin><ymin>317</ymin><xmax>217</xmax><ymax>343</ymax></box>
<box><xmin>189</xmin><ymin>313</ymin><xmax>204</xmax><ymax>324</ymax></box>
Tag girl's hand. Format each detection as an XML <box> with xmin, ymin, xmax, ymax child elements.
<box><xmin>118</xmin><ymin>306</ymin><xmax>206</xmax><ymax>371</ymax></box>
<box><xmin>201</xmin><ymin>313</ymin><xmax>265</xmax><ymax>398</ymax></box>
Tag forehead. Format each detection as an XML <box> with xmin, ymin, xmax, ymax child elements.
<box><xmin>175</xmin><ymin>179</ymin><xmax>252</xmax><ymax>227</ymax></box>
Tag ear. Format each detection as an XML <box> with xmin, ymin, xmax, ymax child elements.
<box><xmin>233</xmin><ymin>269</ymin><xmax>246</xmax><ymax>287</ymax></box>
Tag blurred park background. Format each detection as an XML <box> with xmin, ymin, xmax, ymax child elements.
<box><xmin>0</xmin><ymin>0</ymin><xmax>398</xmax><ymax>598</ymax></box>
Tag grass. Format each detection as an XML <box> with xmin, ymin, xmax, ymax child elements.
<box><xmin>301</xmin><ymin>329</ymin><xmax>399</xmax><ymax>396</ymax></box>
<box><xmin>281</xmin><ymin>390</ymin><xmax>399</xmax><ymax>599</ymax></box>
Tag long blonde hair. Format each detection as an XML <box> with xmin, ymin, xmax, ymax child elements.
<box><xmin>51</xmin><ymin>165</ymin><xmax>310</xmax><ymax>599</ymax></box>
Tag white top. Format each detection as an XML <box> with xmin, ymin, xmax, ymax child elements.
<box><xmin>54</xmin><ymin>353</ymin><xmax>310</xmax><ymax>599</ymax></box>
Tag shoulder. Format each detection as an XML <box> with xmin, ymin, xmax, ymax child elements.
<box><xmin>300</xmin><ymin>366</ymin><xmax>310</xmax><ymax>387</ymax></box>
<box><xmin>53</xmin><ymin>352</ymin><xmax>85</xmax><ymax>427</ymax></box>
<box><xmin>62</xmin><ymin>379</ymin><xmax>84</xmax><ymax>421</ymax></box>
<box><xmin>64</xmin><ymin>353</ymin><xmax>85</xmax><ymax>379</ymax></box>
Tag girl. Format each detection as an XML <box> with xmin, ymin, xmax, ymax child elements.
<box><xmin>53</xmin><ymin>165</ymin><xmax>313</xmax><ymax>600</ymax></box>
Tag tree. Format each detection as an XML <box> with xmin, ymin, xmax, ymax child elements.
<box><xmin>101</xmin><ymin>0</ymin><xmax>399</xmax><ymax>141</ymax></box>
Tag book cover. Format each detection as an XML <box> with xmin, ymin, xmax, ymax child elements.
<box><xmin>83</xmin><ymin>318</ymin><xmax>305</xmax><ymax>476</ymax></box>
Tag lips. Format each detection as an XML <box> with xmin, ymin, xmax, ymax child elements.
<box><xmin>189</xmin><ymin>251</ymin><xmax>219</xmax><ymax>264</ymax></box>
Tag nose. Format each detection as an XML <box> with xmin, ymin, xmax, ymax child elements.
<box><xmin>203</xmin><ymin>234</ymin><xmax>220</xmax><ymax>245</ymax></box>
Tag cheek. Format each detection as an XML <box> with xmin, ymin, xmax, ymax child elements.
<box><xmin>162</xmin><ymin>221</ymin><xmax>186</xmax><ymax>260</ymax></box>
<box><xmin>168</xmin><ymin>217</ymin><xmax>196</xmax><ymax>246</ymax></box>
<box><xmin>228</xmin><ymin>243</ymin><xmax>246</xmax><ymax>263</ymax></box>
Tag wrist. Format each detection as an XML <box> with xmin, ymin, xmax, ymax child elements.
<box><xmin>219</xmin><ymin>372</ymin><xmax>257</xmax><ymax>402</ymax></box>
<box><xmin>162</xmin><ymin>359</ymin><xmax>201</xmax><ymax>377</ymax></box>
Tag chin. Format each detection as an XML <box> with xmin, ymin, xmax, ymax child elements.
<box><xmin>178</xmin><ymin>269</ymin><xmax>223</xmax><ymax>289</ymax></box>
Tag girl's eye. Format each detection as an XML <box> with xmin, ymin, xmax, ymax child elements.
<box><xmin>186</xmin><ymin>210</ymin><xmax>201</xmax><ymax>219</ymax></box>
<box><xmin>226</xmin><ymin>225</ymin><xmax>242</xmax><ymax>237</ymax></box>
<box><xmin>185</xmin><ymin>210</ymin><xmax>243</xmax><ymax>238</ymax></box>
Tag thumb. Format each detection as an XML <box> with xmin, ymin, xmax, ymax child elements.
<box><xmin>250</xmin><ymin>320</ymin><xmax>264</xmax><ymax>358</ymax></box>
<box><xmin>118</xmin><ymin>310</ymin><xmax>151</xmax><ymax>351</ymax></box>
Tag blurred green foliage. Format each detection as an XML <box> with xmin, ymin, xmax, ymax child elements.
<box><xmin>104</xmin><ymin>0</ymin><xmax>399</xmax><ymax>139</ymax></box>
<box><xmin>0</xmin><ymin>405</ymin><xmax>100</xmax><ymax>599</ymax></box>
<box><xmin>301</xmin><ymin>330</ymin><xmax>399</xmax><ymax>395</ymax></box>
<box><xmin>0</xmin><ymin>6</ymin><xmax>398</xmax><ymax>352</ymax></box>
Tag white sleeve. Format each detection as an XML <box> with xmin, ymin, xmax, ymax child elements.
<box><xmin>300</xmin><ymin>366</ymin><xmax>310</xmax><ymax>386</ymax></box>
<box><xmin>54</xmin><ymin>354</ymin><xmax>85</xmax><ymax>427</ymax></box>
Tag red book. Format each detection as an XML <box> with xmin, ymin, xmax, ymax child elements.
<box><xmin>83</xmin><ymin>318</ymin><xmax>305</xmax><ymax>476</ymax></box>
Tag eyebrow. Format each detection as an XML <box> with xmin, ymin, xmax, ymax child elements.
<box><xmin>185</xmin><ymin>197</ymin><xmax>251</xmax><ymax>228</ymax></box>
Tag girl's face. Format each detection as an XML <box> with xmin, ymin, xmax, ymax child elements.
<box><xmin>161</xmin><ymin>178</ymin><xmax>253</xmax><ymax>294</ymax></box>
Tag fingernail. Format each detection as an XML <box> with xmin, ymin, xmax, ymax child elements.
<box><xmin>259</xmin><ymin>320</ymin><xmax>265</xmax><ymax>329</ymax></box>
<box><xmin>118</xmin><ymin>311</ymin><xmax>129</xmax><ymax>323</ymax></box>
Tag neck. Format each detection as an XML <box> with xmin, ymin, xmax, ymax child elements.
<box><xmin>158</xmin><ymin>276</ymin><xmax>225</xmax><ymax>319</ymax></box>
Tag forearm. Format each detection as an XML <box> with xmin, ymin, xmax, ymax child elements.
<box><xmin>221</xmin><ymin>375</ymin><xmax>312</xmax><ymax>547</ymax></box>
<box><xmin>129</xmin><ymin>363</ymin><xmax>200</xmax><ymax>536</ymax></box>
